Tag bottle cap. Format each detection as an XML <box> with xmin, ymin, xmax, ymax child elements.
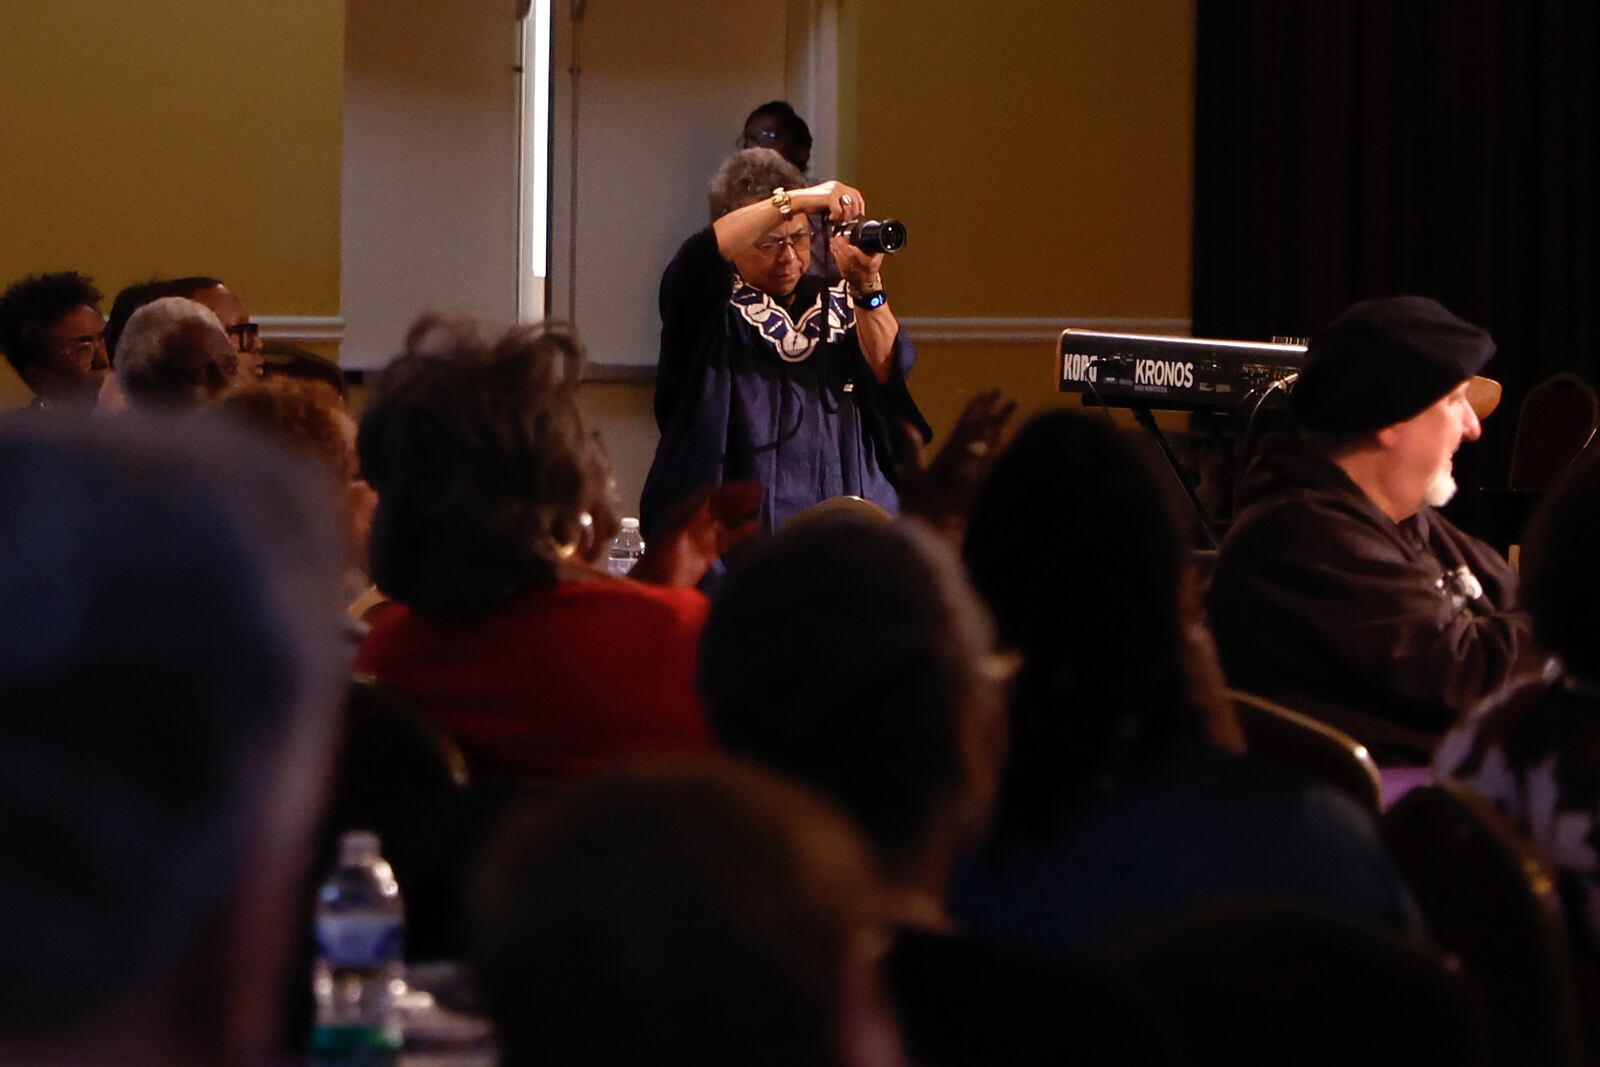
<box><xmin>620</xmin><ymin>517</ymin><xmax>640</xmax><ymax>530</ymax></box>
<box><xmin>339</xmin><ymin>830</ymin><xmax>382</xmax><ymax>866</ymax></box>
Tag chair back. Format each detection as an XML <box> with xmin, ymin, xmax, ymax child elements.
<box><xmin>1510</xmin><ymin>373</ymin><xmax>1599</xmax><ymax>491</ymax></box>
<box><xmin>335</xmin><ymin>677</ymin><xmax>560</xmax><ymax>958</ymax></box>
<box><xmin>285</xmin><ymin>676</ymin><xmax>472</xmax><ymax>1045</ymax></box>
<box><xmin>262</xmin><ymin>341</ymin><xmax>350</xmax><ymax>396</ymax></box>
<box><xmin>1228</xmin><ymin>689</ymin><xmax>1383</xmax><ymax>815</ymax></box>
<box><xmin>343</xmin><ymin>674</ymin><xmax>469</xmax><ymax>801</ymax></box>
<box><xmin>1101</xmin><ymin>899</ymin><xmax>1489</xmax><ymax>1066</ymax></box>
<box><xmin>1382</xmin><ymin>780</ymin><xmax>1585</xmax><ymax>1067</ymax></box>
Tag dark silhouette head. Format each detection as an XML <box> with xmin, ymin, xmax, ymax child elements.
<box><xmin>106</xmin><ymin>276</ymin><xmax>225</xmax><ymax>360</ymax></box>
<box><xmin>741</xmin><ymin>100</ymin><xmax>813</xmax><ymax>172</ymax></box>
<box><xmin>700</xmin><ymin>516</ymin><xmax>1005</xmax><ymax>887</ymax></box>
<box><xmin>963</xmin><ymin>411</ymin><xmax>1210</xmax><ymax>839</ymax></box>
<box><xmin>470</xmin><ymin>762</ymin><xmax>900</xmax><ymax>1067</ymax></box>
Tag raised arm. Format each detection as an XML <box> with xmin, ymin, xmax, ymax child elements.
<box><xmin>831</xmin><ymin>236</ymin><xmax>896</xmax><ymax>385</ymax></box>
<box><xmin>712</xmin><ymin>180</ymin><xmax>865</xmax><ymax>260</ymax></box>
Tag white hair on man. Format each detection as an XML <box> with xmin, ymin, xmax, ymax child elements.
<box><xmin>114</xmin><ymin>295</ymin><xmax>240</xmax><ymax>410</ymax></box>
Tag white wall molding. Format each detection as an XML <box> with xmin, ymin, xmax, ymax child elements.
<box><xmin>256</xmin><ymin>315</ymin><xmax>346</xmax><ymax>344</ymax></box>
<box><xmin>900</xmin><ymin>316</ymin><xmax>1192</xmax><ymax>344</ymax></box>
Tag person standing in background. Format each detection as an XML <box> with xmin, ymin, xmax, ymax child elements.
<box><xmin>739</xmin><ymin>100</ymin><xmax>839</xmax><ymax>283</ymax></box>
<box><xmin>740</xmin><ymin>100</ymin><xmax>813</xmax><ymax>173</ymax></box>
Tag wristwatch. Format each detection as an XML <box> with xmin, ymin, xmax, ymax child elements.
<box><xmin>852</xmin><ymin>288</ymin><xmax>887</xmax><ymax>310</ymax></box>
<box><xmin>771</xmin><ymin>187</ymin><xmax>793</xmax><ymax>218</ymax></box>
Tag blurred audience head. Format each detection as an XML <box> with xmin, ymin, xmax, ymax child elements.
<box><xmin>699</xmin><ymin>516</ymin><xmax>1007</xmax><ymax>908</ymax></box>
<box><xmin>115</xmin><ymin>296</ymin><xmax>240</xmax><ymax>411</ymax></box>
<box><xmin>0</xmin><ymin>414</ymin><xmax>347</xmax><ymax>1063</ymax></box>
<box><xmin>470</xmin><ymin>762</ymin><xmax>905</xmax><ymax>1067</ymax></box>
<box><xmin>740</xmin><ymin>100</ymin><xmax>813</xmax><ymax>172</ymax></box>
<box><xmin>106</xmin><ymin>278</ymin><xmax>169</xmax><ymax>362</ymax></box>
<box><xmin>175</xmin><ymin>278</ymin><xmax>263</xmax><ymax>380</ymax></box>
<box><xmin>963</xmin><ymin>412</ymin><xmax>1225</xmax><ymax>840</ymax></box>
<box><xmin>0</xmin><ymin>271</ymin><xmax>108</xmax><ymax>408</ymax></box>
<box><xmin>216</xmin><ymin>377</ymin><xmax>376</xmax><ymax>574</ymax></box>
<box><xmin>108</xmin><ymin>277</ymin><xmax>262</xmax><ymax>380</ymax></box>
<box><xmin>1521</xmin><ymin>449</ymin><xmax>1600</xmax><ymax>678</ymax></box>
<box><xmin>708</xmin><ymin>146</ymin><xmax>805</xmax><ymax>220</ymax></box>
<box><xmin>358</xmin><ymin>314</ymin><xmax>617</xmax><ymax>619</ymax></box>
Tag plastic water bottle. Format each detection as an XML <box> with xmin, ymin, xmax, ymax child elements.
<box><xmin>607</xmin><ymin>517</ymin><xmax>645</xmax><ymax>577</ymax></box>
<box><xmin>312</xmin><ymin>831</ymin><xmax>405</xmax><ymax>1060</ymax></box>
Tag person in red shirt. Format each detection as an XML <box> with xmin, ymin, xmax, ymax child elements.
<box><xmin>355</xmin><ymin>314</ymin><xmax>756</xmax><ymax>779</ymax></box>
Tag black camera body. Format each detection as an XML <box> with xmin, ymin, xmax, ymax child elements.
<box><xmin>830</xmin><ymin>217</ymin><xmax>907</xmax><ymax>256</ymax></box>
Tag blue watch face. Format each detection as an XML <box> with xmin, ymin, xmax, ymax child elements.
<box><xmin>858</xmin><ymin>291</ymin><xmax>886</xmax><ymax>309</ymax></box>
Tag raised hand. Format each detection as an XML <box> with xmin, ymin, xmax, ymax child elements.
<box><xmin>629</xmin><ymin>480</ymin><xmax>763</xmax><ymax>588</ymax></box>
<box><xmin>897</xmin><ymin>389</ymin><xmax>1018</xmax><ymax>542</ymax></box>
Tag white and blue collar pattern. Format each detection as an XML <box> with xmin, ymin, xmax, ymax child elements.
<box><xmin>730</xmin><ymin>277</ymin><xmax>854</xmax><ymax>363</ymax></box>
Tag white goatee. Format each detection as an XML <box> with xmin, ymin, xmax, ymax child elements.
<box><xmin>1423</xmin><ymin>466</ymin><xmax>1458</xmax><ymax>508</ymax></box>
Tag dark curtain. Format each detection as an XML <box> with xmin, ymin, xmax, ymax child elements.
<box><xmin>1194</xmin><ymin>0</ymin><xmax>1600</xmax><ymax>484</ymax></box>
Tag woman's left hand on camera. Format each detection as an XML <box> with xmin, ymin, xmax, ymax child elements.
<box><xmin>831</xmin><ymin>235</ymin><xmax>884</xmax><ymax>286</ymax></box>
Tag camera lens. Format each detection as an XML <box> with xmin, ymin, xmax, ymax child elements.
<box><xmin>843</xmin><ymin>219</ymin><xmax>907</xmax><ymax>256</ymax></box>
<box><xmin>872</xmin><ymin>219</ymin><xmax>907</xmax><ymax>254</ymax></box>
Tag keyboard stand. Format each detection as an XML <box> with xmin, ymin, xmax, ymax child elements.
<box><xmin>1131</xmin><ymin>404</ymin><xmax>1219</xmax><ymax>549</ymax></box>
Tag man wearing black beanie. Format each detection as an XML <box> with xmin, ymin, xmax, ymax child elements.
<box><xmin>1207</xmin><ymin>296</ymin><xmax>1547</xmax><ymax>764</ymax></box>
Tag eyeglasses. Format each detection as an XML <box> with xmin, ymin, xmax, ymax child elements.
<box><xmin>54</xmin><ymin>332</ymin><xmax>107</xmax><ymax>366</ymax></box>
<box><xmin>226</xmin><ymin>321</ymin><xmax>262</xmax><ymax>352</ymax></box>
<box><xmin>752</xmin><ymin>230</ymin><xmax>812</xmax><ymax>259</ymax></box>
<box><xmin>743</xmin><ymin>126</ymin><xmax>785</xmax><ymax>149</ymax></box>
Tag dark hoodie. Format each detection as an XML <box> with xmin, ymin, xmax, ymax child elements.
<box><xmin>1206</xmin><ymin>434</ymin><xmax>1545</xmax><ymax>764</ymax></box>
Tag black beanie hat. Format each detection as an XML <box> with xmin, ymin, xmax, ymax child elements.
<box><xmin>1292</xmin><ymin>296</ymin><xmax>1496</xmax><ymax>433</ymax></box>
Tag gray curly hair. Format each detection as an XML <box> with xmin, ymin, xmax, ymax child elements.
<box><xmin>707</xmin><ymin>147</ymin><xmax>805</xmax><ymax>221</ymax></box>
<box><xmin>115</xmin><ymin>296</ymin><xmax>236</xmax><ymax>409</ymax></box>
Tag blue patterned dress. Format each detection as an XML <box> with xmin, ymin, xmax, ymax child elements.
<box><xmin>641</xmin><ymin>227</ymin><xmax>928</xmax><ymax>537</ymax></box>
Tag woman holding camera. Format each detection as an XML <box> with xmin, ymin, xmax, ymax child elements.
<box><xmin>641</xmin><ymin>148</ymin><xmax>929</xmax><ymax>543</ymax></box>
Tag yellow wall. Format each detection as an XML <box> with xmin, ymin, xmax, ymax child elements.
<box><xmin>0</xmin><ymin>2</ymin><xmax>344</xmax><ymax>407</ymax></box>
<box><xmin>0</xmin><ymin>3</ymin><xmax>1193</xmax><ymax>492</ymax></box>
<box><xmin>843</xmin><ymin>0</ymin><xmax>1194</xmax><ymax>437</ymax></box>
<box><xmin>574</xmin><ymin>2</ymin><xmax>1197</xmax><ymax>513</ymax></box>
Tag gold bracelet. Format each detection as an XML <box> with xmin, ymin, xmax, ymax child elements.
<box><xmin>770</xmin><ymin>187</ymin><xmax>793</xmax><ymax>218</ymax></box>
